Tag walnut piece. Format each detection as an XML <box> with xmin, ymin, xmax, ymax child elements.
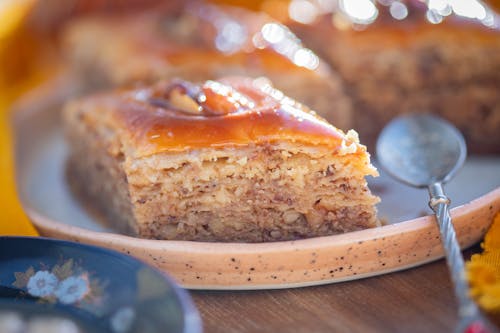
<box><xmin>169</xmin><ymin>88</ymin><xmax>202</xmax><ymax>115</ymax></box>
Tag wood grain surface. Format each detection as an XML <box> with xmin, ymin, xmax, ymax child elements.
<box><xmin>191</xmin><ymin>245</ymin><xmax>500</xmax><ymax>333</ymax></box>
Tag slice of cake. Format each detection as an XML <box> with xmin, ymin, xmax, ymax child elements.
<box><xmin>63</xmin><ymin>76</ymin><xmax>380</xmax><ymax>242</ymax></box>
<box><xmin>62</xmin><ymin>2</ymin><xmax>352</xmax><ymax>130</ymax></box>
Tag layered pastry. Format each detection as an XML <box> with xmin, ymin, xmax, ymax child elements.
<box><xmin>63</xmin><ymin>2</ymin><xmax>352</xmax><ymax>130</ymax></box>
<box><xmin>280</xmin><ymin>0</ymin><xmax>500</xmax><ymax>153</ymax></box>
<box><xmin>63</xmin><ymin>77</ymin><xmax>380</xmax><ymax>242</ymax></box>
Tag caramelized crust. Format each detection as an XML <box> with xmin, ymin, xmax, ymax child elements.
<box><xmin>75</xmin><ymin>77</ymin><xmax>357</xmax><ymax>157</ymax></box>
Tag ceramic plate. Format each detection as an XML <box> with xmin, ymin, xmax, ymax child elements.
<box><xmin>12</xmin><ymin>77</ymin><xmax>500</xmax><ymax>289</ymax></box>
<box><xmin>0</xmin><ymin>237</ymin><xmax>201</xmax><ymax>333</ymax></box>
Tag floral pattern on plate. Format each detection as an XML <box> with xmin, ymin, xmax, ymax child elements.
<box><xmin>0</xmin><ymin>237</ymin><xmax>201</xmax><ymax>333</ymax></box>
<box><xmin>12</xmin><ymin>258</ymin><xmax>105</xmax><ymax>306</ymax></box>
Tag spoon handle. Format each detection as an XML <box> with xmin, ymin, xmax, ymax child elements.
<box><xmin>428</xmin><ymin>183</ymin><xmax>497</xmax><ymax>333</ymax></box>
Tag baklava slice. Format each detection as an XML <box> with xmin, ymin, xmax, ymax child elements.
<box><xmin>64</xmin><ymin>77</ymin><xmax>379</xmax><ymax>242</ymax></box>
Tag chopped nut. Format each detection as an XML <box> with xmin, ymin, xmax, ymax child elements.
<box><xmin>163</xmin><ymin>224</ymin><xmax>179</xmax><ymax>238</ymax></box>
<box><xmin>345</xmin><ymin>129</ymin><xmax>360</xmax><ymax>143</ymax></box>
<box><xmin>270</xmin><ymin>230</ymin><xmax>282</xmax><ymax>238</ymax></box>
<box><xmin>169</xmin><ymin>88</ymin><xmax>202</xmax><ymax>114</ymax></box>
<box><xmin>305</xmin><ymin>211</ymin><xmax>323</xmax><ymax>226</ymax></box>
<box><xmin>283</xmin><ymin>210</ymin><xmax>301</xmax><ymax>224</ymax></box>
<box><xmin>236</xmin><ymin>157</ymin><xmax>248</xmax><ymax>166</ymax></box>
<box><xmin>339</xmin><ymin>139</ymin><xmax>358</xmax><ymax>155</ymax></box>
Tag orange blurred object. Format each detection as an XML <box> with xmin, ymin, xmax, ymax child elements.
<box><xmin>0</xmin><ymin>0</ymin><xmax>40</xmax><ymax>236</ymax></box>
<box><xmin>0</xmin><ymin>0</ymin><xmax>179</xmax><ymax>236</ymax></box>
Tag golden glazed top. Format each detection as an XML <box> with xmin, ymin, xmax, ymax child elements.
<box><xmin>98</xmin><ymin>77</ymin><xmax>359</xmax><ymax>156</ymax></box>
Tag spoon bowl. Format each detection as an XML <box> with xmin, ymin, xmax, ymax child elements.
<box><xmin>376</xmin><ymin>113</ymin><xmax>467</xmax><ymax>188</ymax></box>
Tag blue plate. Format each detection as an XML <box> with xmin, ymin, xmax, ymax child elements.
<box><xmin>0</xmin><ymin>237</ymin><xmax>201</xmax><ymax>333</ymax></box>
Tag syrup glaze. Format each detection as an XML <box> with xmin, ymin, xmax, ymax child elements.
<box><xmin>109</xmin><ymin>77</ymin><xmax>354</xmax><ymax>156</ymax></box>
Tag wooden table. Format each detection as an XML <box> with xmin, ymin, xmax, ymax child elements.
<box><xmin>191</xmin><ymin>245</ymin><xmax>499</xmax><ymax>333</ymax></box>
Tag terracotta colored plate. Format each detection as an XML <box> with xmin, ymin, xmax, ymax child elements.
<box><xmin>12</xmin><ymin>77</ymin><xmax>500</xmax><ymax>290</ymax></box>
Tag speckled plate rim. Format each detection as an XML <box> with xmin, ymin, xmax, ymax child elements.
<box><xmin>11</xmin><ymin>74</ymin><xmax>500</xmax><ymax>290</ymax></box>
<box><xmin>21</xmin><ymin>188</ymin><xmax>500</xmax><ymax>289</ymax></box>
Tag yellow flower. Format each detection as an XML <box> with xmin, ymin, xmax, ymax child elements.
<box><xmin>466</xmin><ymin>260</ymin><xmax>496</xmax><ymax>297</ymax></box>
<box><xmin>466</xmin><ymin>213</ymin><xmax>500</xmax><ymax>313</ymax></box>
<box><xmin>477</xmin><ymin>284</ymin><xmax>500</xmax><ymax>314</ymax></box>
<box><xmin>483</xmin><ymin>214</ymin><xmax>500</xmax><ymax>251</ymax></box>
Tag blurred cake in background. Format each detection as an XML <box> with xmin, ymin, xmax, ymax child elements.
<box><xmin>272</xmin><ymin>0</ymin><xmax>500</xmax><ymax>153</ymax></box>
<box><xmin>62</xmin><ymin>2</ymin><xmax>352</xmax><ymax>130</ymax></box>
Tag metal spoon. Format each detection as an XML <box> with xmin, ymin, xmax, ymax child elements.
<box><xmin>376</xmin><ymin>113</ymin><xmax>497</xmax><ymax>333</ymax></box>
